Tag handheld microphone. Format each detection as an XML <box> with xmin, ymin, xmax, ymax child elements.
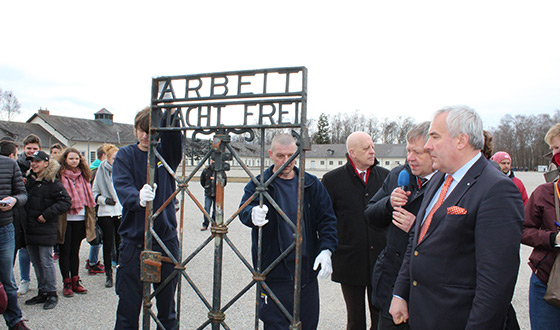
<box><xmin>397</xmin><ymin>170</ymin><xmax>410</xmax><ymax>191</ymax></box>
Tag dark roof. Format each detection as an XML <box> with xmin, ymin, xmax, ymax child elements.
<box><xmin>0</xmin><ymin>120</ymin><xmax>64</xmax><ymax>148</ymax></box>
<box><xmin>26</xmin><ymin>113</ymin><xmax>136</xmax><ymax>145</ymax></box>
<box><xmin>231</xmin><ymin>142</ymin><xmax>406</xmax><ymax>158</ymax></box>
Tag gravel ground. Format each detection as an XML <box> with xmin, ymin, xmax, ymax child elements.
<box><xmin>12</xmin><ymin>171</ymin><xmax>544</xmax><ymax>329</ymax></box>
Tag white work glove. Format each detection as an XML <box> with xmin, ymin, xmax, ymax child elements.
<box><xmin>251</xmin><ymin>204</ymin><xmax>269</xmax><ymax>227</ymax></box>
<box><xmin>313</xmin><ymin>249</ymin><xmax>333</xmax><ymax>279</ymax></box>
<box><xmin>139</xmin><ymin>183</ymin><xmax>157</xmax><ymax>207</ymax></box>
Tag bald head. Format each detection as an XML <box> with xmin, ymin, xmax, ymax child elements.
<box><xmin>346</xmin><ymin>132</ymin><xmax>375</xmax><ymax>171</ymax></box>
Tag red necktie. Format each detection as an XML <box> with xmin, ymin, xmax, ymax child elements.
<box><xmin>418</xmin><ymin>175</ymin><xmax>453</xmax><ymax>243</ymax></box>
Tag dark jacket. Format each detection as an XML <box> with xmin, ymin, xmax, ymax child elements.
<box><xmin>364</xmin><ymin>164</ymin><xmax>427</xmax><ymax>318</ymax></box>
<box><xmin>200</xmin><ymin>164</ymin><xmax>227</xmax><ymax>197</ymax></box>
<box><xmin>113</xmin><ymin>110</ymin><xmax>182</xmax><ymax>245</ymax></box>
<box><xmin>239</xmin><ymin>166</ymin><xmax>338</xmax><ymax>285</ymax></box>
<box><xmin>13</xmin><ymin>152</ymin><xmax>31</xmax><ymax>248</ymax></box>
<box><xmin>522</xmin><ymin>181</ymin><xmax>558</xmax><ymax>284</ymax></box>
<box><xmin>25</xmin><ymin>160</ymin><xmax>71</xmax><ymax>246</ymax></box>
<box><xmin>0</xmin><ymin>155</ymin><xmax>27</xmax><ymax>227</ymax></box>
<box><xmin>321</xmin><ymin>158</ymin><xmax>389</xmax><ymax>285</ymax></box>
<box><xmin>393</xmin><ymin>156</ymin><xmax>523</xmax><ymax>329</ymax></box>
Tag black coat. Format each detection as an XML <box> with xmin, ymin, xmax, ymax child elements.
<box><xmin>364</xmin><ymin>164</ymin><xmax>427</xmax><ymax>318</ymax></box>
<box><xmin>25</xmin><ymin>161</ymin><xmax>71</xmax><ymax>246</ymax></box>
<box><xmin>322</xmin><ymin>158</ymin><xmax>389</xmax><ymax>286</ymax></box>
<box><xmin>200</xmin><ymin>165</ymin><xmax>227</xmax><ymax>197</ymax></box>
<box><xmin>0</xmin><ymin>155</ymin><xmax>27</xmax><ymax>227</ymax></box>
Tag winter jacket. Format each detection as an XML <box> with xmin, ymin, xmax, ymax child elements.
<box><xmin>508</xmin><ymin>171</ymin><xmax>528</xmax><ymax>205</ymax></box>
<box><xmin>25</xmin><ymin>160</ymin><xmax>71</xmax><ymax>246</ymax></box>
<box><xmin>239</xmin><ymin>166</ymin><xmax>338</xmax><ymax>285</ymax></box>
<box><xmin>321</xmin><ymin>158</ymin><xmax>389</xmax><ymax>285</ymax></box>
<box><xmin>0</xmin><ymin>155</ymin><xmax>27</xmax><ymax>227</ymax></box>
<box><xmin>200</xmin><ymin>165</ymin><xmax>227</xmax><ymax>197</ymax></box>
<box><xmin>364</xmin><ymin>164</ymin><xmax>428</xmax><ymax>318</ymax></box>
<box><xmin>522</xmin><ymin>181</ymin><xmax>558</xmax><ymax>284</ymax></box>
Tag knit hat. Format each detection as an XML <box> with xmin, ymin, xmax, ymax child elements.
<box><xmin>490</xmin><ymin>151</ymin><xmax>511</xmax><ymax>164</ymax></box>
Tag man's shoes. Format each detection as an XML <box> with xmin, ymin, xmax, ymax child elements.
<box><xmin>62</xmin><ymin>278</ymin><xmax>74</xmax><ymax>297</ymax></box>
<box><xmin>17</xmin><ymin>280</ymin><xmax>30</xmax><ymax>295</ymax></box>
<box><xmin>25</xmin><ymin>292</ymin><xmax>47</xmax><ymax>305</ymax></box>
<box><xmin>43</xmin><ymin>295</ymin><xmax>58</xmax><ymax>310</ymax></box>
<box><xmin>86</xmin><ymin>261</ymin><xmax>105</xmax><ymax>275</ymax></box>
<box><xmin>8</xmin><ymin>320</ymin><xmax>30</xmax><ymax>330</ymax></box>
<box><xmin>72</xmin><ymin>276</ymin><xmax>88</xmax><ymax>294</ymax></box>
<box><xmin>201</xmin><ymin>226</ymin><xmax>208</xmax><ymax>231</ymax></box>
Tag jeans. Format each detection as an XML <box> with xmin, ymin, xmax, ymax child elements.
<box><xmin>27</xmin><ymin>244</ymin><xmax>57</xmax><ymax>293</ymax></box>
<box><xmin>202</xmin><ymin>195</ymin><xmax>216</xmax><ymax>227</ymax></box>
<box><xmin>88</xmin><ymin>243</ymin><xmax>101</xmax><ymax>265</ymax></box>
<box><xmin>18</xmin><ymin>247</ymin><xmax>31</xmax><ymax>282</ymax></box>
<box><xmin>0</xmin><ymin>223</ymin><xmax>23</xmax><ymax>327</ymax></box>
<box><xmin>529</xmin><ymin>272</ymin><xmax>560</xmax><ymax>329</ymax></box>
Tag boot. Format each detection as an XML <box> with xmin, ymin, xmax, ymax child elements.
<box><xmin>25</xmin><ymin>290</ymin><xmax>47</xmax><ymax>305</ymax></box>
<box><xmin>43</xmin><ymin>292</ymin><xmax>58</xmax><ymax>310</ymax></box>
<box><xmin>105</xmin><ymin>270</ymin><xmax>113</xmax><ymax>288</ymax></box>
<box><xmin>71</xmin><ymin>275</ymin><xmax>88</xmax><ymax>294</ymax></box>
<box><xmin>62</xmin><ymin>278</ymin><xmax>74</xmax><ymax>297</ymax></box>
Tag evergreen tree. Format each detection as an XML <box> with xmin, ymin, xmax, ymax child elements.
<box><xmin>314</xmin><ymin>113</ymin><xmax>331</xmax><ymax>144</ymax></box>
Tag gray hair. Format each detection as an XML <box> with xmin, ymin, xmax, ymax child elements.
<box><xmin>270</xmin><ymin>133</ymin><xmax>296</xmax><ymax>151</ymax></box>
<box><xmin>434</xmin><ymin>105</ymin><xmax>484</xmax><ymax>150</ymax></box>
<box><xmin>406</xmin><ymin>121</ymin><xmax>430</xmax><ymax>143</ymax></box>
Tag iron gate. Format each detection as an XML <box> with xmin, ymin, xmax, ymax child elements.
<box><xmin>141</xmin><ymin>67</ymin><xmax>310</xmax><ymax>329</ymax></box>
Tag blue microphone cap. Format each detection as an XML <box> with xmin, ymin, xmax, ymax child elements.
<box><xmin>397</xmin><ymin>170</ymin><xmax>410</xmax><ymax>188</ymax></box>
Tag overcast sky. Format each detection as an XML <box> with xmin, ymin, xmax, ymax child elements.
<box><xmin>1</xmin><ymin>0</ymin><xmax>559</xmax><ymax>130</ymax></box>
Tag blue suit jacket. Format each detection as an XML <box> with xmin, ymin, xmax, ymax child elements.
<box><xmin>393</xmin><ymin>156</ymin><xmax>523</xmax><ymax>329</ymax></box>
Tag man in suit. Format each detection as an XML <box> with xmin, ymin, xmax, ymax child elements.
<box><xmin>389</xmin><ymin>105</ymin><xmax>524</xmax><ymax>329</ymax></box>
<box><xmin>365</xmin><ymin>122</ymin><xmax>434</xmax><ymax>329</ymax></box>
<box><xmin>322</xmin><ymin>131</ymin><xmax>389</xmax><ymax>329</ymax></box>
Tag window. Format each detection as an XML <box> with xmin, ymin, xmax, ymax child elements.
<box><xmin>310</xmin><ymin>160</ymin><xmax>316</xmax><ymax>168</ymax></box>
<box><xmin>329</xmin><ymin>161</ymin><xmax>333</xmax><ymax>165</ymax></box>
<box><xmin>320</xmin><ymin>161</ymin><xmax>325</xmax><ymax>165</ymax></box>
<box><xmin>338</xmin><ymin>161</ymin><xmax>343</xmax><ymax>165</ymax></box>
<box><xmin>90</xmin><ymin>151</ymin><xmax>96</xmax><ymax>164</ymax></box>
<box><xmin>385</xmin><ymin>161</ymin><xmax>390</xmax><ymax>166</ymax></box>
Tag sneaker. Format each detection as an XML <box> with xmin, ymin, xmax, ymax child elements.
<box><xmin>71</xmin><ymin>276</ymin><xmax>88</xmax><ymax>294</ymax></box>
<box><xmin>43</xmin><ymin>295</ymin><xmax>58</xmax><ymax>310</ymax></box>
<box><xmin>17</xmin><ymin>280</ymin><xmax>30</xmax><ymax>295</ymax></box>
<box><xmin>25</xmin><ymin>293</ymin><xmax>47</xmax><ymax>305</ymax></box>
<box><xmin>8</xmin><ymin>320</ymin><xmax>30</xmax><ymax>330</ymax></box>
<box><xmin>86</xmin><ymin>261</ymin><xmax>105</xmax><ymax>275</ymax></box>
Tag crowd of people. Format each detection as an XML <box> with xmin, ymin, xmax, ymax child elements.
<box><xmin>0</xmin><ymin>104</ymin><xmax>558</xmax><ymax>330</ymax></box>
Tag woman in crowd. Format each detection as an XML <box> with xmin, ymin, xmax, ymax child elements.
<box><xmin>23</xmin><ymin>151</ymin><xmax>71</xmax><ymax>310</ymax></box>
<box><xmin>57</xmin><ymin>147</ymin><xmax>97</xmax><ymax>297</ymax></box>
<box><xmin>92</xmin><ymin>144</ymin><xmax>122</xmax><ymax>288</ymax></box>
<box><xmin>522</xmin><ymin>123</ymin><xmax>560</xmax><ymax>329</ymax></box>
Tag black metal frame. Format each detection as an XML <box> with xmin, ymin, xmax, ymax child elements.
<box><xmin>142</xmin><ymin>67</ymin><xmax>308</xmax><ymax>329</ymax></box>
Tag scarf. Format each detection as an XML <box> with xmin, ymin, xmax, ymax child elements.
<box><xmin>95</xmin><ymin>160</ymin><xmax>118</xmax><ymax>202</ymax></box>
<box><xmin>61</xmin><ymin>168</ymin><xmax>96</xmax><ymax>215</ymax></box>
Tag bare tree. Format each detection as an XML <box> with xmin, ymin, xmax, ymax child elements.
<box><xmin>0</xmin><ymin>90</ymin><xmax>21</xmax><ymax>121</ymax></box>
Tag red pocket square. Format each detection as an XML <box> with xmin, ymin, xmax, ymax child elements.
<box><xmin>447</xmin><ymin>206</ymin><xmax>467</xmax><ymax>215</ymax></box>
